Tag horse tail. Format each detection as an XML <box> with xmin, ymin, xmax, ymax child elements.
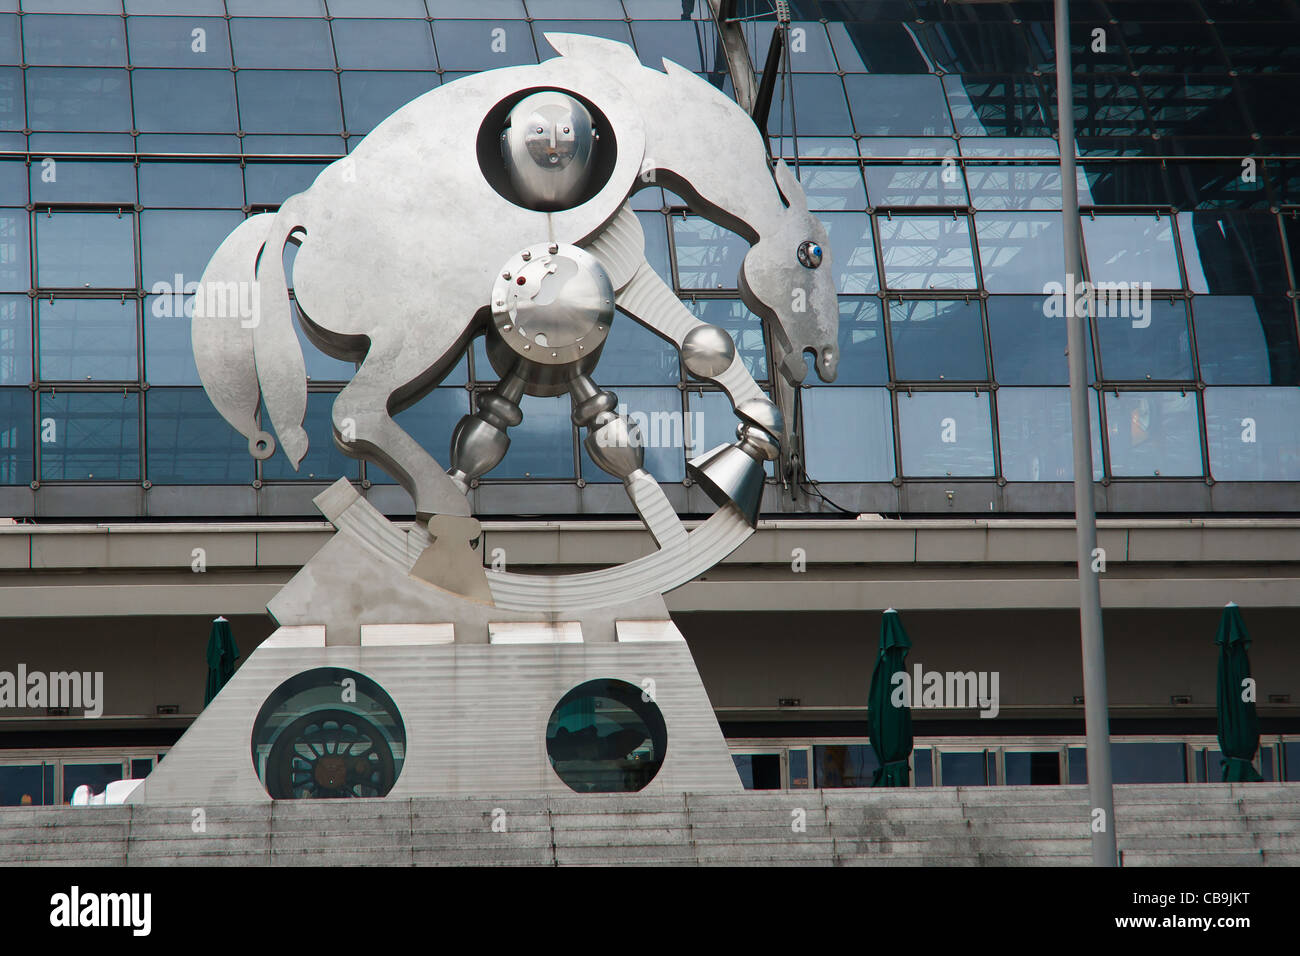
<box><xmin>192</xmin><ymin>212</ymin><xmax>279</xmax><ymax>461</ymax></box>
<box><xmin>250</xmin><ymin>195</ymin><xmax>311</xmax><ymax>468</ymax></box>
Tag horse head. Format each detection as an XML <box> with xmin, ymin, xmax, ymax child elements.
<box><xmin>739</xmin><ymin>160</ymin><xmax>840</xmax><ymax>385</ymax></box>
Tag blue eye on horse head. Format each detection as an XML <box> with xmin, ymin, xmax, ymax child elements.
<box><xmin>797</xmin><ymin>240</ymin><xmax>822</xmax><ymax>269</ymax></box>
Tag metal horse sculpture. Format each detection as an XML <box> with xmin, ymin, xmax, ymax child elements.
<box><xmin>193</xmin><ymin>33</ymin><xmax>839</xmax><ymax>534</ymax></box>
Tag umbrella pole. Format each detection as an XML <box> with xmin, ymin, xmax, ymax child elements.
<box><xmin>1056</xmin><ymin>0</ymin><xmax>1118</xmax><ymax>867</ymax></box>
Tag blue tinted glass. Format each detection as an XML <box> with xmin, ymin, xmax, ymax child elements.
<box><xmin>1003</xmin><ymin>751</ymin><xmax>1061</xmax><ymax>786</ymax></box>
<box><xmin>817</xmin><ymin>212</ymin><xmax>878</xmax><ymax>294</ymax></box>
<box><xmin>1193</xmin><ymin>296</ymin><xmax>1299</xmax><ymax>386</ymax></box>
<box><xmin>125</xmin><ymin>16</ymin><xmax>230</xmax><ymax>67</ymax></box>
<box><xmin>913</xmin><ymin>748</ymin><xmax>932</xmax><ymax>787</ymax></box>
<box><xmin>687</xmin><ymin>390</ymin><xmax>773</xmax><ymax>477</ymax></box>
<box><xmin>139</xmin><ymin>162</ymin><xmax>244</xmax><ymax>209</ymax></box>
<box><xmin>226</xmin><ymin>0</ymin><xmax>325</xmax><ymax>15</ymax></box>
<box><xmin>864</xmin><ymin>163</ymin><xmax>968</xmax><ymax>207</ymax></box>
<box><xmin>23</xmin><ymin>14</ymin><xmax>126</xmax><ymax>66</ymax></box>
<box><xmin>579</xmin><ymin>386</ymin><xmax>685</xmax><ymax>483</ymax></box>
<box><xmin>427</xmin><ymin>0</ymin><xmax>522</xmax><ymax>13</ymax></box>
<box><xmin>39</xmin><ymin>390</ymin><xmax>140</xmax><ymax>481</ymax></box>
<box><xmin>897</xmin><ymin>390</ymin><xmax>995</xmax><ymax>477</ymax></box>
<box><xmin>940</xmin><ymin>751</ymin><xmax>990</xmax><ymax>786</ymax></box>
<box><xmin>261</xmin><ymin>390</ymin><xmax>358</xmax><ymax>482</ymax></box>
<box><xmin>769</xmin><ymin>73</ymin><xmax>852</xmax><ymax>137</ymax></box>
<box><xmin>328</xmin><ymin>0</ymin><xmax>426</xmax><ymax>15</ymax></box>
<box><xmin>62</xmin><ymin>763</ymin><xmax>125</xmax><ymax>804</ymax></box>
<box><xmin>237</xmin><ymin>71</ymin><xmax>343</xmax><ymax>134</ymax></box>
<box><xmin>671</xmin><ymin>216</ymin><xmax>746</xmax><ymax>290</ymax></box>
<box><xmin>231</xmin><ymin>17</ymin><xmax>335</xmax><ymax>69</ymax></box>
<box><xmin>0</xmin><ymin>67</ymin><xmax>20</xmax><ymax>131</ymax></box>
<box><xmin>988</xmin><ymin>295</ymin><xmax>1069</xmax><ymax>385</ymax></box>
<box><xmin>1111</xmin><ymin>742</ymin><xmax>1186</xmax><ymax>784</ymax></box>
<box><xmin>636</xmin><ymin>210</ymin><xmax>672</xmax><ymax>285</ymax></box>
<box><xmin>996</xmin><ymin>387</ymin><xmax>1103</xmax><ymax>482</ymax></box>
<box><xmin>340</xmin><ymin>72</ymin><xmax>439</xmax><ymax>135</ymax></box>
<box><xmin>629</xmin><ymin>20</ymin><xmax>721</xmax><ymax>73</ymax></box>
<box><xmin>529</xmin><ymin>0</ymin><xmax>622</xmax><ymax>16</ymax></box>
<box><xmin>38</xmin><ymin>298</ymin><xmax>137</xmax><ymax>381</ymax></box>
<box><xmin>966</xmin><ymin>163</ymin><xmax>1063</xmax><ymax>210</ymax></box>
<box><xmin>533</xmin><ymin>21</ymin><xmax>632</xmax><ymax>51</ymax></box>
<box><xmin>26</xmin><ymin>68</ymin><xmax>132</xmax><ymax>131</ymax></box>
<box><xmin>136</xmin><ymin>133</ymin><xmax>241</xmax><ymax>154</ymax></box>
<box><xmin>975</xmin><ymin>212</ymin><xmax>1065</xmax><ymax>295</ymax></box>
<box><xmin>30</xmin><ymin>160</ymin><xmax>134</xmax><ymax>204</ymax></box>
<box><xmin>1095</xmin><ymin>300</ymin><xmax>1193</xmax><ymax>381</ymax></box>
<box><xmin>0</xmin><ymin>387</ymin><xmax>32</xmax><ymax>483</ymax></box>
<box><xmin>432</xmin><ymin>20</ymin><xmax>537</xmax><ymax>71</ymax></box>
<box><xmin>146</xmin><ymin>387</ymin><xmax>253</xmax><ymax>484</ymax></box>
<box><xmin>491</xmin><ymin>392</ymin><xmax>573</xmax><ymax>479</ymax></box>
<box><xmin>126</xmin><ymin>0</ymin><xmax>225</xmax><ymax>12</ymax></box>
<box><xmin>802</xmin><ymin>386</ymin><xmax>894</xmax><ymax>481</ymax></box>
<box><xmin>244</xmin><ymin>162</ymin><xmax>327</xmax><ymax>206</ymax></box>
<box><xmin>845</xmin><ymin>75</ymin><xmax>953</xmax><ymax>136</ymax></box>
<box><xmin>0</xmin><ymin>294</ymin><xmax>30</xmax><ymax>384</ymax></box>
<box><xmin>813</xmin><ymin>745</ymin><xmax>879</xmax><ymax>788</ymax></box>
<box><xmin>798</xmin><ymin>165</ymin><xmax>868</xmax><ymax>211</ymax></box>
<box><xmin>1178</xmin><ymin>211</ymin><xmax>1289</xmax><ymax>295</ymax></box>
<box><xmin>0</xmin><ymin>208</ymin><xmax>29</xmax><ymax>291</ymax></box>
<box><xmin>1204</xmin><ymin>387</ymin><xmax>1300</xmax><ymax>481</ymax></box>
<box><xmin>879</xmin><ymin>214</ymin><xmax>977</xmax><ymax>290</ymax></box>
<box><xmin>1083</xmin><ymin>214</ymin><xmax>1182</xmax><ymax>290</ymax></box>
<box><xmin>598</xmin><ymin>313</ymin><xmax>679</xmax><ymax>385</ymax></box>
<box><xmin>133</xmin><ymin>68</ymin><xmax>238</xmax><ymax>132</ymax></box>
<box><xmin>372</xmin><ymin>388</ymin><xmax>469</xmax><ymax>484</ymax></box>
<box><xmin>0</xmin><ymin>14</ymin><xmax>17</xmax><ymax>65</ymax></box>
<box><xmin>331</xmin><ymin>18</ymin><xmax>436</xmax><ymax>70</ymax></box>
<box><xmin>36</xmin><ymin>212</ymin><xmax>135</xmax><ymax>289</ymax></box>
<box><xmin>830</xmin><ymin>297</ymin><xmax>888</xmax><ymax>385</ymax></box>
<box><xmin>242</xmin><ymin>133</ymin><xmax>346</xmax><ymax>155</ymax></box>
<box><xmin>140</xmin><ymin>209</ymin><xmax>243</xmax><ymax>291</ymax></box>
<box><xmin>685</xmin><ymin>299</ymin><xmax>767</xmax><ymax>380</ymax></box>
<box><xmin>889</xmin><ymin>299</ymin><xmax>986</xmax><ymax>381</ymax></box>
<box><xmin>1104</xmin><ymin>391</ymin><xmax>1203</xmax><ymax>477</ymax></box>
<box><xmin>746</xmin><ymin>20</ymin><xmax>837</xmax><ymax>72</ymax></box>
<box><xmin>943</xmin><ymin>74</ymin><xmax>1051</xmax><ymax>138</ymax></box>
<box><xmin>144</xmin><ymin>295</ymin><xmax>198</xmax><ymax>385</ymax></box>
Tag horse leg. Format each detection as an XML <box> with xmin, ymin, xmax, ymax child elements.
<box><xmin>331</xmin><ymin>336</ymin><xmax>471</xmax><ymax>521</ymax></box>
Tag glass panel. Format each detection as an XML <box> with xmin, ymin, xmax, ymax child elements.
<box><xmin>36</xmin><ymin>211</ymin><xmax>135</xmax><ymax>289</ymax></box>
<box><xmin>127</xmin><ymin>0</ymin><xmax>225</xmax><ymax>12</ymax></box>
<box><xmin>0</xmin><ymin>765</ymin><xmax>54</xmax><ymax>806</ymax></box>
<box><xmin>236</xmin><ymin>71</ymin><xmax>343</xmax><ymax>134</ymax></box>
<box><xmin>1193</xmin><ymin>296</ymin><xmax>1299</xmax><ymax>386</ymax></box>
<box><xmin>817</xmin><ymin>212</ymin><xmax>878</xmax><ymax>294</ymax></box>
<box><xmin>126</xmin><ymin>16</ymin><xmax>231</xmax><ymax>67</ymax></box>
<box><xmin>0</xmin><ymin>294</ymin><xmax>30</xmax><ymax>384</ymax></box>
<box><xmin>489</xmin><ymin>392</ymin><xmax>573</xmax><ymax>479</ymax></box>
<box><xmin>940</xmin><ymin>751</ymin><xmax>990</xmax><ymax>786</ymax></box>
<box><xmin>797</xmin><ymin>165</ymin><xmax>867</xmax><ymax>211</ymax></box>
<box><xmin>1178</xmin><ymin>211</ymin><xmax>1288</xmax><ymax>296</ymax></box>
<box><xmin>829</xmin><ymin>297</ymin><xmax>888</xmax><ymax>385</ymax></box>
<box><xmin>0</xmin><ymin>159</ymin><xmax>24</xmax><ymax>205</ymax></box>
<box><xmin>829</xmin><ymin>21</ymin><xmax>931</xmax><ymax>73</ymax></box>
<box><xmin>844</xmin><ymin>74</ymin><xmax>952</xmax><ymax>136</ymax></box>
<box><xmin>789</xmin><ymin>749</ymin><xmax>810</xmax><ymax>789</ymax></box>
<box><xmin>943</xmin><ymin>74</ymin><xmax>1051</xmax><ymax>138</ymax></box>
<box><xmin>0</xmin><ymin>208</ymin><xmax>28</xmax><ymax>292</ymax></box>
<box><xmin>30</xmin><ymin>160</ymin><xmax>135</xmax><ymax>205</ymax></box>
<box><xmin>1204</xmin><ymin>387</ymin><xmax>1300</xmax><ymax>481</ymax></box>
<box><xmin>913</xmin><ymin>748</ymin><xmax>933</xmax><ymax>787</ymax></box>
<box><xmin>1104</xmin><ymin>390</ymin><xmax>1203</xmax><ymax>477</ymax></box>
<box><xmin>140</xmin><ymin>162</ymin><xmax>244</xmax><ymax>209</ymax></box>
<box><xmin>988</xmin><ymin>294</ymin><xmax>1074</xmax><ymax>385</ymax></box>
<box><xmin>533</xmin><ymin>20</ymin><xmax>632</xmax><ymax>51</ymax></box>
<box><xmin>802</xmin><ymin>386</ymin><xmax>895</xmax><ymax>481</ymax></box>
<box><xmin>966</xmin><ymin>163</ymin><xmax>1063</xmax><ymax>210</ymax></box>
<box><xmin>0</xmin><ymin>386</ymin><xmax>33</xmax><ymax>484</ymax></box>
<box><xmin>140</xmin><ymin>209</ymin><xmax>244</xmax><ymax>292</ymax></box>
<box><xmin>813</xmin><ymin>744</ymin><xmax>879</xmax><ymax>788</ymax></box>
<box><xmin>897</xmin><ymin>390</ymin><xmax>994</xmax><ymax>477</ymax></box>
<box><xmin>0</xmin><ymin>67</ymin><xmax>24</xmax><ymax>131</ymax></box>
<box><xmin>0</xmin><ymin>14</ymin><xmax>16</xmax><ymax>66</ymax></box>
<box><xmin>1286</xmin><ymin>742</ymin><xmax>1300</xmax><ymax>782</ymax></box>
<box><xmin>888</xmin><ymin>298</ymin><xmax>986</xmax><ymax>381</ymax></box>
<box><xmin>261</xmin><ymin>390</ymin><xmax>358</xmax><ymax>481</ymax></box>
<box><xmin>225</xmin><ymin>0</ymin><xmax>325</xmax><ymax>17</ymax></box>
<box><xmin>975</xmin><ymin>212</ymin><xmax>1065</xmax><ymax>294</ymax></box>
<box><xmin>767</xmin><ymin>73</ymin><xmax>852</xmax><ymax>137</ymax></box>
<box><xmin>132</xmin><ymin>68</ymin><xmax>238</xmax><ymax>132</ymax></box>
<box><xmin>1004</xmin><ymin>751</ymin><xmax>1061</xmax><ymax>785</ymax></box>
<box><xmin>145</xmin><ymin>387</ymin><xmax>254</xmax><ymax>484</ymax></box>
<box><xmin>26</xmin><ymin>67</ymin><xmax>132</xmax><ymax>131</ymax></box>
<box><xmin>1083</xmin><ymin>214</ymin><xmax>1182</xmax><ymax>290</ymax></box>
<box><xmin>1112</xmin><ymin>742</ymin><xmax>1186</xmax><ymax>784</ymax></box>
<box><xmin>746</xmin><ymin>20</ymin><xmax>837</xmax><ymax>72</ymax></box>
<box><xmin>233</xmin><ymin>17</ymin><xmax>337</xmax><ymax>70</ymax></box>
<box><xmin>39</xmin><ymin>390</ymin><xmax>141</xmax><ymax>480</ymax></box>
<box><xmin>1068</xmin><ymin>747</ymin><xmax>1087</xmax><ymax>784</ymax></box>
<box><xmin>580</xmin><ymin>386</ymin><xmax>685</xmax><ymax>484</ymax></box>
<box><xmin>24</xmin><ymin>14</ymin><xmax>125</xmax><ymax>66</ymax></box>
<box><xmin>427</xmin><ymin>0</ymin><xmax>523</xmax><ymax>14</ymax></box>
<box><xmin>997</xmin><ymin>387</ymin><xmax>1103</xmax><ymax>482</ymax></box>
<box><xmin>879</xmin><ymin>214</ymin><xmax>977</xmax><ymax>290</ymax></box>
<box><xmin>431</xmin><ymin>20</ymin><xmax>537</xmax><ymax>71</ymax></box>
<box><xmin>340</xmin><ymin>71</ymin><xmax>440</xmax><ymax>135</ymax></box>
<box><xmin>331</xmin><ymin>18</ymin><xmax>437</xmax><ymax>70</ymax></box>
<box><xmin>144</xmin><ymin>295</ymin><xmax>198</xmax><ymax>385</ymax></box>
<box><xmin>733</xmin><ymin>754</ymin><xmax>782</xmax><ymax>790</ymax></box>
<box><xmin>684</xmin><ymin>299</ymin><xmax>766</xmax><ymax>380</ymax></box>
<box><xmin>628</xmin><ymin>20</ymin><xmax>721</xmax><ymax>74</ymax></box>
<box><xmin>864</xmin><ymin>163</ymin><xmax>968</xmax><ymax>207</ymax></box>
<box><xmin>244</xmin><ymin>162</ymin><xmax>328</xmax><ymax>206</ymax></box>
<box><xmin>1094</xmin><ymin>299</ymin><xmax>1194</xmax><ymax>381</ymax></box>
<box><xmin>595</xmin><ymin>312</ymin><xmax>678</xmax><ymax>386</ymax></box>
<box><xmin>635</xmin><ymin>211</ymin><xmax>671</xmax><ymax>285</ymax></box>
<box><xmin>671</xmin><ymin>215</ymin><xmax>746</xmax><ymax>291</ymax></box>
<box><xmin>370</xmin><ymin>388</ymin><xmax>467</xmax><ymax>485</ymax></box>
<box><xmin>328</xmin><ymin>0</ymin><xmax>426</xmax><ymax>15</ymax></box>
<box><xmin>130</xmin><ymin>758</ymin><xmax>152</xmax><ymax>779</ymax></box>
<box><xmin>38</xmin><ymin>298</ymin><xmax>137</xmax><ymax>382</ymax></box>
<box><xmin>63</xmin><ymin>763</ymin><xmax>124</xmax><ymax>804</ymax></box>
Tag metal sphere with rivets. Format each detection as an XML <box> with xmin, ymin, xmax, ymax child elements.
<box><xmin>500</xmin><ymin>91</ymin><xmax>597</xmax><ymax>211</ymax></box>
<box><xmin>681</xmin><ymin>324</ymin><xmax>736</xmax><ymax>379</ymax></box>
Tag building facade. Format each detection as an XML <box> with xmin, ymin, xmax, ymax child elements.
<box><xmin>0</xmin><ymin>0</ymin><xmax>1299</xmax><ymax>804</ymax></box>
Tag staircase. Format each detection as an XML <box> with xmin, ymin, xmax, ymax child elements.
<box><xmin>1</xmin><ymin>784</ymin><xmax>1295</xmax><ymax>866</ymax></box>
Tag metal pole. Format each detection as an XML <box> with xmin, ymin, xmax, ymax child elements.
<box><xmin>1055</xmin><ymin>0</ymin><xmax>1117</xmax><ymax>867</ymax></box>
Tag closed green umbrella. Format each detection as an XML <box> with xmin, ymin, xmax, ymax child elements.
<box><xmin>203</xmin><ymin>616</ymin><xmax>240</xmax><ymax>707</ymax></box>
<box><xmin>868</xmin><ymin>608</ymin><xmax>913</xmax><ymax>787</ymax></box>
<box><xmin>1215</xmin><ymin>602</ymin><xmax>1262</xmax><ymax>783</ymax></box>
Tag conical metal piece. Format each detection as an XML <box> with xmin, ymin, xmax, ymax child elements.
<box><xmin>687</xmin><ymin>442</ymin><xmax>765</xmax><ymax>528</ymax></box>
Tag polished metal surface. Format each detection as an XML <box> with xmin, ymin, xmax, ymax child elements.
<box><xmin>501</xmin><ymin>90</ymin><xmax>599</xmax><ymax>211</ymax></box>
<box><xmin>681</xmin><ymin>324</ymin><xmax>737</xmax><ymax>379</ymax></box>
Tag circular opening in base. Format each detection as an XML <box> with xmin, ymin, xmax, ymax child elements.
<box><xmin>251</xmin><ymin>668</ymin><xmax>406</xmax><ymax>800</ymax></box>
<box><xmin>546</xmin><ymin>678</ymin><xmax>667</xmax><ymax>793</ymax></box>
